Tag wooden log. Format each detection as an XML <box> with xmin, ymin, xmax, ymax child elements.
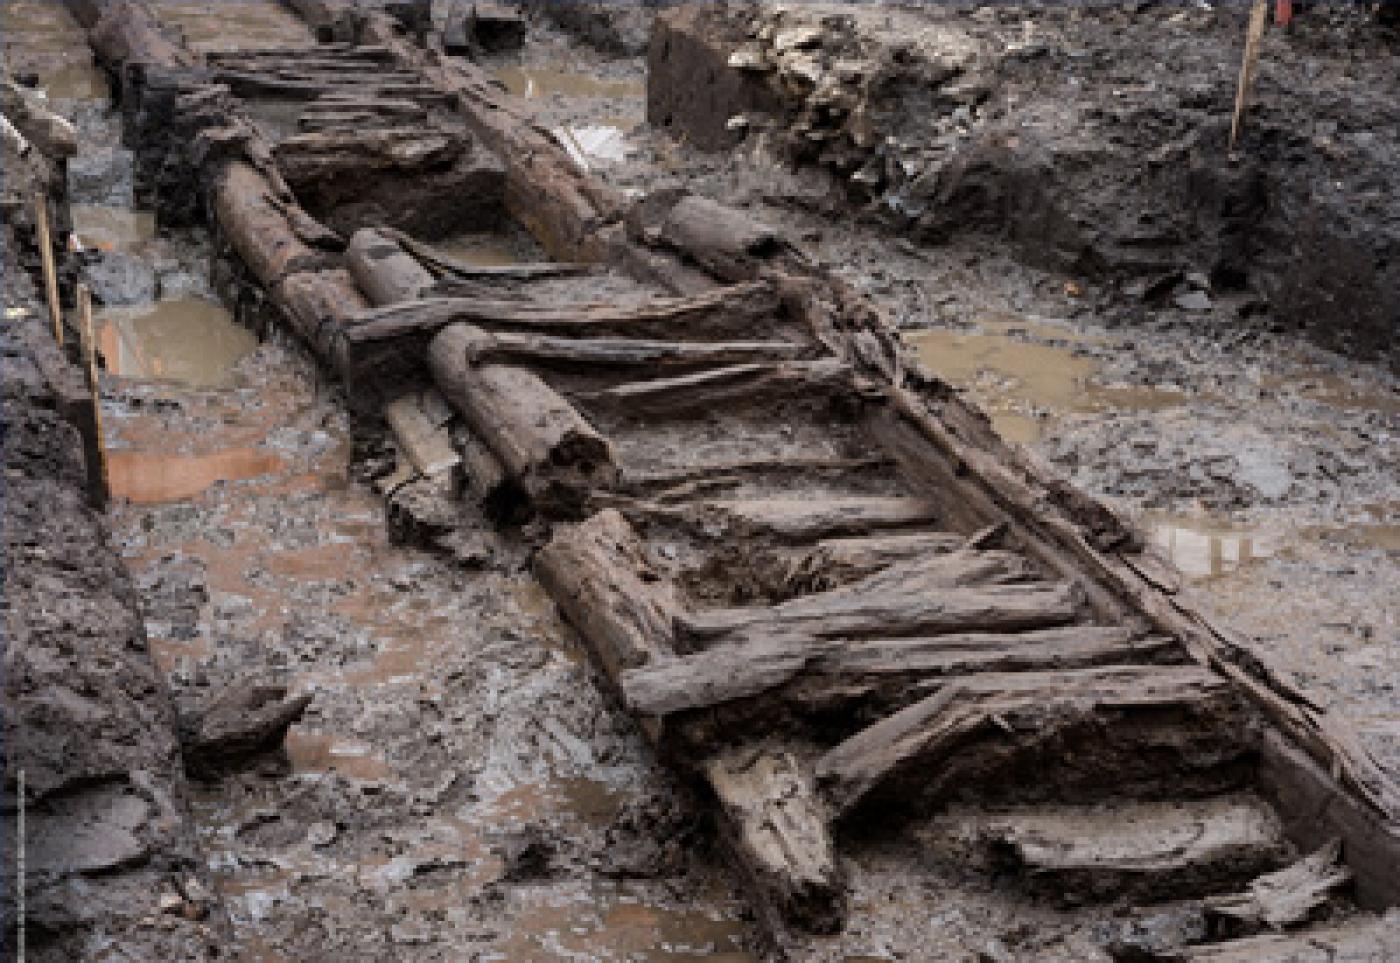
<box><xmin>275</xmin><ymin>127</ymin><xmax>466</xmax><ymax>183</ymax></box>
<box><xmin>704</xmin><ymin>749</ymin><xmax>846</xmax><ymax>935</ymax></box>
<box><xmin>85</xmin><ymin>0</ymin><xmax>197</xmax><ymax>70</ymax></box>
<box><xmin>384</xmin><ymin>392</ymin><xmax>459</xmax><ymax>477</ymax></box>
<box><xmin>610</xmin><ymin>495</ymin><xmax>941</xmax><ymax>546</ymax></box>
<box><xmin>343</xmin><ymin>280</ymin><xmax>783</xmax><ymax>345</ymax></box>
<box><xmin>617</xmin><ymin>455</ymin><xmax>892</xmax><ymax>495</ymax></box>
<box><xmin>213</xmin><ymin>160</ymin><xmax>332</xmax><ymax>287</ymax></box>
<box><xmin>429</xmin><ymin>323</ymin><xmax>618</xmax><ymax>512</ymax></box>
<box><xmin>1203</xmin><ymin>839</ymin><xmax>1351</xmax><ymax>935</ymax></box>
<box><xmin>1172</xmin><ymin>917</ymin><xmax>1400</xmax><ymax>960</ymax></box>
<box><xmin>627</xmin><ymin>188</ymin><xmax>797</xmax><ymax>283</ymax></box>
<box><xmin>534</xmin><ymin>509</ymin><xmax>681</xmax><ymax>681</ymax></box>
<box><xmin>347</xmin><ymin>227</ymin><xmax>436</xmax><ymax>306</ymax></box>
<box><xmin>985</xmin><ymin>795</ymin><xmax>1288</xmax><ymax>902</ymax></box>
<box><xmin>272</xmin><ymin>268</ymin><xmax>367</xmax><ymax>377</ymax></box>
<box><xmin>816</xmin><ymin>665</ymin><xmax>1237</xmax><ymax>817</ymax></box>
<box><xmin>386</xmin><ymin>228</ymin><xmax>591</xmax><ymax>281</ymax></box>
<box><xmin>578</xmin><ymin>359</ymin><xmax>853</xmax><ymax>418</ymax></box>
<box><xmin>622</xmin><ymin>626</ymin><xmax>1171</xmax><ymax>720</ymax></box>
<box><xmin>460</xmin><ymin>331</ymin><xmax>808</xmax><ymax>372</ymax></box>
<box><xmin>679</xmin><ymin>581</ymin><xmax>1081</xmax><ymax>646</ymax></box>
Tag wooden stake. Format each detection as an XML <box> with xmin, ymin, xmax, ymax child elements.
<box><xmin>76</xmin><ymin>284</ymin><xmax>110</xmax><ymax>506</ymax></box>
<box><xmin>35</xmin><ymin>193</ymin><xmax>64</xmax><ymax>346</ymax></box>
<box><xmin>1230</xmin><ymin>0</ymin><xmax>1271</xmax><ymax>154</ymax></box>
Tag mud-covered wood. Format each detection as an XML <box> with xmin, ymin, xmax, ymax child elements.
<box><xmin>780</xmin><ymin>531</ymin><xmax>968</xmax><ymax>595</ymax></box>
<box><xmin>343</xmin><ymin>280</ymin><xmax>783</xmax><ymax>345</ymax></box>
<box><xmin>680</xmin><ymin>582</ymin><xmax>1081</xmax><ymax>645</ymax></box>
<box><xmin>628</xmin><ymin>188</ymin><xmax>798</xmax><ymax>282</ymax></box>
<box><xmin>460</xmin><ymin>330</ymin><xmax>808</xmax><ymax>372</ymax></box>
<box><xmin>273</xmin><ymin>268</ymin><xmax>366</xmax><ymax>376</ymax></box>
<box><xmin>622</xmin><ymin>626</ymin><xmax>1174</xmax><ymax>720</ymax></box>
<box><xmin>429</xmin><ymin>323</ymin><xmax>618</xmax><ymax>510</ymax></box>
<box><xmin>80</xmin><ymin>0</ymin><xmax>197</xmax><ymax>70</ymax></box>
<box><xmin>1174</xmin><ymin>917</ymin><xmax>1400</xmax><ymax>960</ymax></box>
<box><xmin>817</xmin><ymin>665</ymin><xmax>1236</xmax><ymax>816</ymax></box>
<box><xmin>384</xmin><ymin>392</ymin><xmax>459</xmax><ymax>477</ymax></box>
<box><xmin>704</xmin><ymin>749</ymin><xmax>846</xmax><ymax>935</ymax></box>
<box><xmin>275</xmin><ymin>126</ymin><xmax>466</xmax><ymax>182</ymax></box>
<box><xmin>578</xmin><ymin>359</ymin><xmax>853</xmax><ymax>417</ymax></box>
<box><xmin>617</xmin><ymin>455</ymin><xmax>891</xmax><ymax>496</ymax></box>
<box><xmin>1204</xmin><ymin>839</ymin><xmax>1351</xmax><ymax>935</ymax></box>
<box><xmin>2</xmin><ymin>78</ymin><xmax>78</xmax><ymax>158</ymax></box>
<box><xmin>347</xmin><ymin>227</ymin><xmax>436</xmax><ymax>305</ymax></box>
<box><xmin>534</xmin><ymin>509</ymin><xmax>681</xmax><ymax>681</ymax></box>
<box><xmin>610</xmin><ymin>495</ymin><xmax>941</xmax><ymax>546</ymax></box>
<box><xmin>985</xmin><ymin>795</ymin><xmax>1287</xmax><ymax>902</ymax></box>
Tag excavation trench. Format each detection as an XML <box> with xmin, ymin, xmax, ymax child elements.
<box><xmin>7</xmin><ymin>0</ymin><xmax>1400</xmax><ymax>960</ymax></box>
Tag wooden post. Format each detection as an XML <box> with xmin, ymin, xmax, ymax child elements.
<box><xmin>1229</xmin><ymin>0</ymin><xmax>1271</xmax><ymax>154</ymax></box>
<box><xmin>76</xmin><ymin>284</ymin><xmax>109</xmax><ymax>509</ymax></box>
<box><xmin>35</xmin><ymin>192</ymin><xmax>64</xmax><ymax>347</ymax></box>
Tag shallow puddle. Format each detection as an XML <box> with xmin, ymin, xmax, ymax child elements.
<box><xmin>493</xmin><ymin>65</ymin><xmax>644</xmax><ymax>101</ymax></box>
<box><xmin>909</xmin><ymin>323</ymin><xmax>1188</xmax><ymax>443</ymax></box>
<box><xmin>1263</xmin><ymin>368</ymin><xmax>1400</xmax><ymax>415</ymax></box>
<box><xmin>1</xmin><ymin>0</ymin><xmax>110</xmax><ymax>101</ymax></box>
<box><xmin>106</xmin><ymin>447</ymin><xmax>284</xmax><ymax>503</ymax></box>
<box><xmin>433</xmin><ymin>233</ymin><xmax>526</xmax><ymax>267</ymax></box>
<box><xmin>98</xmin><ymin>297</ymin><xmax>257</xmax><ymax>386</ymax></box>
<box><xmin>71</xmin><ymin>204</ymin><xmax>157</xmax><ymax>251</ymax></box>
<box><xmin>1145</xmin><ymin>515</ymin><xmax>1276</xmax><ymax>580</ymax></box>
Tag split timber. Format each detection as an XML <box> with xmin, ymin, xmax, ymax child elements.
<box><xmin>68</xmin><ymin>0</ymin><xmax>1400</xmax><ymax>953</ymax></box>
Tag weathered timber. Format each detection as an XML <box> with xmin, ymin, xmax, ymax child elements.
<box><xmin>343</xmin><ymin>280</ymin><xmax>783</xmax><ymax>344</ymax></box>
<box><xmin>273</xmin><ymin>268</ymin><xmax>366</xmax><ymax>375</ymax></box>
<box><xmin>1204</xmin><ymin>839</ymin><xmax>1351</xmax><ymax>936</ymax></box>
<box><xmin>817</xmin><ymin>665</ymin><xmax>1239</xmax><ymax>816</ymax></box>
<box><xmin>678</xmin><ymin>582</ymin><xmax>1081</xmax><ymax>645</ymax></box>
<box><xmin>621</xmin><ymin>626</ymin><xmax>1171</xmax><ymax>719</ymax></box>
<box><xmin>1172</xmin><ymin>917</ymin><xmax>1400</xmax><ymax>960</ymax></box>
<box><xmin>533</xmin><ymin>509</ymin><xmax>681</xmax><ymax>681</ymax></box>
<box><xmin>608</xmin><ymin>495</ymin><xmax>941</xmax><ymax>545</ymax></box>
<box><xmin>80</xmin><ymin>0</ymin><xmax>197</xmax><ymax>70</ymax></box>
<box><xmin>347</xmin><ymin>227</ymin><xmax>436</xmax><ymax>305</ymax></box>
<box><xmin>985</xmin><ymin>795</ymin><xmax>1288</xmax><ymax>902</ymax></box>
<box><xmin>454</xmin><ymin>426</ymin><xmax>521</xmax><ymax>521</ymax></box>
<box><xmin>1</xmin><ymin>77</ymin><xmax>78</xmax><ymax>158</ymax></box>
<box><xmin>578</xmin><ymin>359</ymin><xmax>854</xmax><ymax>418</ymax></box>
<box><xmin>704</xmin><ymin>749</ymin><xmax>846</xmax><ymax>935</ymax></box>
<box><xmin>460</xmin><ymin>331</ymin><xmax>809</xmax><ymax>372</ymax></box>
<box><xmin>213</xmin><ymin>160</ymin><xmax>335</xmax><ymax>287</ymax></box>
<box><xmin>387</xmin><ymin>228</ymin><xmax>591</xmax><ymax>282</ymax></box>
<box><xmin>355</xmin><ymin>10</ymin><xmax>624</xmax><ymax>260</ymax></box>
<box><xmin>384</xmin><ymin>392</ymin><xmax>459</xmax><ymax>477</ymax></box>
<box><xmin>275</xmin><ymin>127</ymin><xmax>465</xmax><ymax>181</ymax></box>
<box><xmin>429</xmin><ymin>323</ymin><xmax>618</xmax><ymax>512</ymax></box>
<box><xmin>627</xmin><ymin>187</ymin><xmax>800</xmax><ymax>282</ymax></box>
<box><xmin>781</xmin><ymin>531</ymin><xmax>969</xmax><ymax>595</ymax></box>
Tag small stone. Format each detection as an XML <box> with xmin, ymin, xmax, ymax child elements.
<box><xmin>1174</xmin><ymin>289</ymin><xmax>1212</xmax><ymax>312</ymax></box>
<box><xmin>158</xmin><ymin>891</ymin><xmax>185</xmax><ymax>915</ymax></box>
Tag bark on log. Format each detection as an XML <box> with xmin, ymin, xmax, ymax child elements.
<box><xmin>343</xmin><ymin>280</ymin><xmax>783</xmax><ymax>345</ymax></box>
<box><xmin>429</xmin><ymin>323</ymin><xmax>618</xmax><ymax>511</ymax></box>
<box><xmin>985</xmin><ymin>795</ymin><xmax>1288</xmax><ymax>902</ymax></box>
<box><xmin>347</xmin><ymin>227</ymin><xmax>437</xmax><ymax>306</ymax></box>
<box><xmin>534</xmin><ymin>509</ymin><xmax>681</xmax><ymax>681</ymax></box>
<box><xmin>1203</xmin><ymin>839</ymin><xmax>1351</xmax><ymax>935</ymax></box>
<box><xmin>816</xmin><ymin>665</ymin><xmax>1236</xmax><ymax>817</ymax></box>
<box><xmin>704</xmin><ymin>749</ymin><xmax>846</xmax><ymax>935</ymax></box>
<box><xmin>578</xmin><ymin>359</ymin><xmax>852</xmax><ymax>418</ymax></box>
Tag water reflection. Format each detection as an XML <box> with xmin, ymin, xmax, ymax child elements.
<box><xmin>98</xmin><ymin>297</ymin><xmax>257</xmax><ymax>386</ymax></box>
<box><xmin>910</xmin><ymin>324</ymin><xmax>1189</xmax><ymax>444</ymax></box>
<box><xmin>1146</xmin><ymin>515</ymin><xmax>1275</xmax><ymax>580</ymax></box>
<box><xmin>71</xmin><ymin>204</ymin><xmax>156</xmax><ymax>251</ymax></box>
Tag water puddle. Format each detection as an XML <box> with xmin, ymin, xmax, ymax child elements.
<box><xmin>1</xmin><ymin>0</ymin><xmax>110</xmax><ymax>101</ymax></box>
<box><xmin>1145</xmin><ymin>515</ymin><xmax>1277</xmax><ymax>580</ymax></box>
<box><xmin>493</xmin><ymin>65</ymin><xmax>644</xmax><ymax>101</ymax></box>
<box><xmin>71</xmin><ymin>204</ymin><xmax>157</xmax><ymax>251</ymax></box>
<box><xmin>909</xmin><ymin>322</ymin><xmax>1188</xmax><ymax>444</ymax></box>
<box><xmin>97</xmin><ymin>297</ymin><xmax>257</xmax><ymax>386</ymax></box>
<box><xmin>106</xmin><ymin>447</ymin><xmax>284</xmax><ymax>503</ymax></box>
<box><xmin>1262</xmin><ymin>368</ymin><xmax>1400</xmax><ymax>415</ymax></box>
<box><xmin>433</xmin><ymin>233</ymin><xmax>526</xmax><ymax>267</ymax></box>
<box><xmin>487</xmin><ymin>776</ymin><xmax>623</xmax><ymax>830</ymax></box>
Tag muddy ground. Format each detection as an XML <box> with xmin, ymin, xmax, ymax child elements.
<box><xmin>2</xmin><ymin>0</ymin><xmax>1397</xmax><ymax>960</ymax></box>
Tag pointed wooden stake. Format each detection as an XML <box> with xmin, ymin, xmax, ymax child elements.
<box><xmin>1230</xmin><ymin>0</ymin><xmax>1271</xmax><ymax>154</ymax></box>
<box><xmin>35</xmin><ymin>193</ymin><xmax>64</xmax><ymax>346</ymax></box>
<box><xmin>76</xmin><ymin>284</ymin><xmax>110</xmax><ymax>508</ymax></box>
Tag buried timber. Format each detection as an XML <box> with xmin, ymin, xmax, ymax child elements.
<box><xmin>3</xmin><ymin>0</ymin><xmax>1398</xmax><ymax>960</ymax></box>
